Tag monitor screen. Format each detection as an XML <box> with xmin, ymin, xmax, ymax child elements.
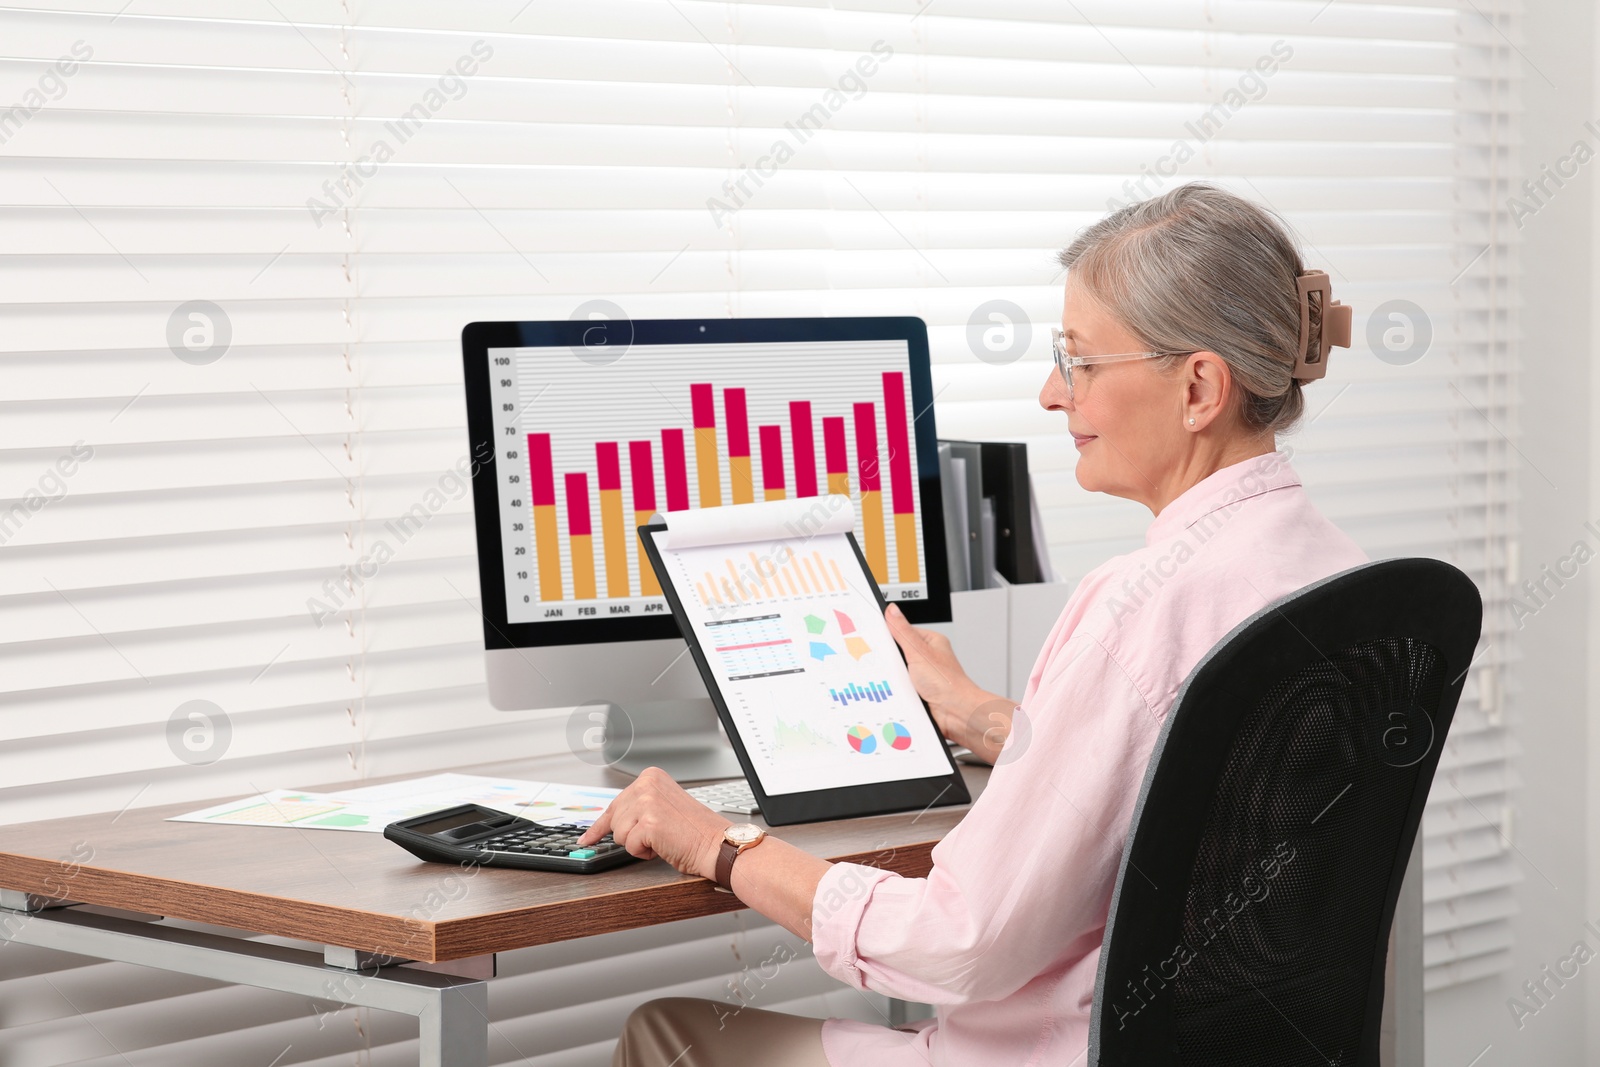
<box><xmin>461</xmin><ymin>317</ymin><xmax>951</xmax><ymax>649</ymax></box>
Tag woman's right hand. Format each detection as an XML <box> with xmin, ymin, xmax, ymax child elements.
<box><xmin>884</xmin><ymin>602</ymin><xmax>1013</xmax><ymax>760</ymax></box>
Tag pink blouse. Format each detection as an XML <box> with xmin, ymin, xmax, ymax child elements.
<box><xmin>809</xmin><ymin>450</ymin><xmax>1369</xmax><ymax>1066</ymax></box>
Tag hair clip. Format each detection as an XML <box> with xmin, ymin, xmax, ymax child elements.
<box><xmin>1293</xmin><ymin>269</ymin><xmax>1352</xmax><ymax>381</ymax></box>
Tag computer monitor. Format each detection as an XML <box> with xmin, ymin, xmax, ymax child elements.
<box><xmin>461</xmin><ymin>315</ymin><xmax>952</xmax><ymax>779</ymax></box>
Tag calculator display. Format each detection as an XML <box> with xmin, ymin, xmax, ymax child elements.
<box><xmin>411</xmin><ymin>810</ymin><xmax>494</xmax><ymax>836</ymax></box>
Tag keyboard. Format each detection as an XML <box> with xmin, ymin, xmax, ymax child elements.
<box><xmin>687</xmin><ymin>779</ymin><xmax>761</xmax><ymax>815</ymax></box>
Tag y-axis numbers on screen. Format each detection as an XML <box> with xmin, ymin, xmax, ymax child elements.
<box><xmin>494</xmin><ymin>356</ymin><xmax>532</xmax><ymax>604</ymax></box>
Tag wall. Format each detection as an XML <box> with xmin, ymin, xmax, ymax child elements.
<box><xmin>1427</xmin><ymin>1</ymin><xmax>1594</xmax><ymax>1063</ymax></box>
<box><xmin>1589</xmin><ymin>0</ymin><xmax>1600</xmax><ymax>1059</ymax></box>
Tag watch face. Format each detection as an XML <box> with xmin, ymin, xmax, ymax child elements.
<box><xmin>725</xmin><ymin>823</ymin><xmax>763</xmax><ymax>845</ymax></box>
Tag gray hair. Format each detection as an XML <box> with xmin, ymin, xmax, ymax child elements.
<box><xmin>1056</xmin><ymin>182</ymin><xmax>1311</xmax><ymax>436</ymax></box>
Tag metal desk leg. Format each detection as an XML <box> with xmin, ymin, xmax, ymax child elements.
<box><xmin>320</xmin><ymin>945</ymin><xmax>492</xmax><ymax>1067</ymax></box>
<box><xmin>0</xmin><ymin>902</ymin><xmax>489</xmax><ymax>1067</ymax></box>
<box><xmin>420</xmin><ymin>982</ymin><xmax>490</xmax><ymax>1067</ymax></box>
<box><xmin>1381</xmin><ymin>836</ymin><xmax>1425</xmax><ymax>1067</ymax></box>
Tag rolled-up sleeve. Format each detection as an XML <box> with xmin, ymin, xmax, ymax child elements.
<box><xmin>810</xmin><ymin>633</ymin><xmax>1161</xmax><ymax>1006</ymax></box>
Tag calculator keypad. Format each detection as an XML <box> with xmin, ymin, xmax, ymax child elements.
<box><xmin>477</xmin><ymin>820</ymin><xmax>620</xmax><ymax>860</ymax></box>
<box><xmin>387</xmin><ymin>807</ymin><xmax>640</xmax><ymax>875</ymax></box>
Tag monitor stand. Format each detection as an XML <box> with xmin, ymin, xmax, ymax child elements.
<box><xmin>601</xmin><ymin>697</ymin><xmax>744</xmax><ymax>782</ymax></box>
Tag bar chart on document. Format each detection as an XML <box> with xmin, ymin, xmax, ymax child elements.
<box><xmin>486</xmin><ymin>339</ymin><xmax>931</xmax><ymax>628</ymax></box>
<box><xmin>654</xmin><ymin>528</ymin><xmax>951</xmax><ymax>797</ymax></box>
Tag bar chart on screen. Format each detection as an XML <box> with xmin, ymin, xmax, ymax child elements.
<box><xmin>488</xmin><ymin>339</ymin><xmax>928</xmax><ymax>625</ymax></box>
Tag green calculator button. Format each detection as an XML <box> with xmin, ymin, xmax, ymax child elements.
<box><xmin>567</xmin><ymin>848</ymin><xmax>597</xmax><ymax>859</ymax></box>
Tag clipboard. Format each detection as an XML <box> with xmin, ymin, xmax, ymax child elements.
<box><xmin>636</xmin><ymin>497</ymin><xmax>971</xmax><ymax>826</ymax></box>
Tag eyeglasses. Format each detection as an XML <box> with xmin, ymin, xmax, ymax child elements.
<box><xmin>1050</xmin><ymin>327</ymin><xmax>1194</xmax><ymax>402</ymax></box>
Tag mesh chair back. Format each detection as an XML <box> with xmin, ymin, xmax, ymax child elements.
<box><xmin>1089</xmin><ymin>558</ymin><xmax>1482</xmax><ymax>1067</ymax></box>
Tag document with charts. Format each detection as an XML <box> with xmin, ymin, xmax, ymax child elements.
<box><xmin>640</xmin><ymin>495</ymin><xmax>952</xmax><ymax>799</ymax></box>
<box><xmin>167</xmin><ymin>774</ymin><xmax>621</xmax><ymax>832</ymax></box>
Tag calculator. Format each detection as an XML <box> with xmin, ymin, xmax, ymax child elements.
<box><xmin>383</xmin><ymin>803</ymin><xmax>640</xmax><ymax>874</ymax></box>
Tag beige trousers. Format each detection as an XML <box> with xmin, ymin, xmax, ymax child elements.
<box><xmin>612</xmin><ymin>996</ymin><xmax>832</xmax><ymax>1067</ymax></box>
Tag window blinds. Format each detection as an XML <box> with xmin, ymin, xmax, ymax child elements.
<box><xmin>0</xmin><ymin>0</ymin><xmax>1518</xmax><ymax>1060</ymax></box>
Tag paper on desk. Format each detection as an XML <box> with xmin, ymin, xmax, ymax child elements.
<box><xmin>166</xmin><ymin>773</ymin><xmax>623</xmax><ymax>832</ymax></box>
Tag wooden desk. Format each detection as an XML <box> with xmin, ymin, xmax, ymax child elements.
<box><xmin>0</xmin><ymin>753</ymin><xmax>987</xmax><ymax>1066</ymax></box>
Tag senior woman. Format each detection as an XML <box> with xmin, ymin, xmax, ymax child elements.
<box><xmin>579</xmin><ymin>181</ymin><xmax>1368</xmax><ymax>1067</ymax></box>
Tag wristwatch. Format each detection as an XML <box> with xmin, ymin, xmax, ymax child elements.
<box><xmin>712</xmin><ymin>823</ymin><xmax>767</xmax><ymax>894</ymax></box>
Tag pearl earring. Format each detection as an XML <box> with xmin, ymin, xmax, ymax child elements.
<box><xmin>1188</xmin><ymin>417</ymin><xmax>1195</xmax><ymax>425</ymax></box>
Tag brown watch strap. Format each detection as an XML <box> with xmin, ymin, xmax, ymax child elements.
<box><xmin>714</xmin><ymin>838</ymin><xmax>739</xmax><ymax>893</ymax></box>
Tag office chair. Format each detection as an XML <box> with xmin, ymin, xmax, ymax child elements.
<box><xmin>1088</xmin><ymin>558</ymin><xmax>1482</xmax><ymax>1067</ymax></box>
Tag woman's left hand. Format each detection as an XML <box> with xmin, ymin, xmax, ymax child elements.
<box><xmin>574</xmin><ymin>767</ymin><xmax>733</xmax><ymax>881</ymax></box>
